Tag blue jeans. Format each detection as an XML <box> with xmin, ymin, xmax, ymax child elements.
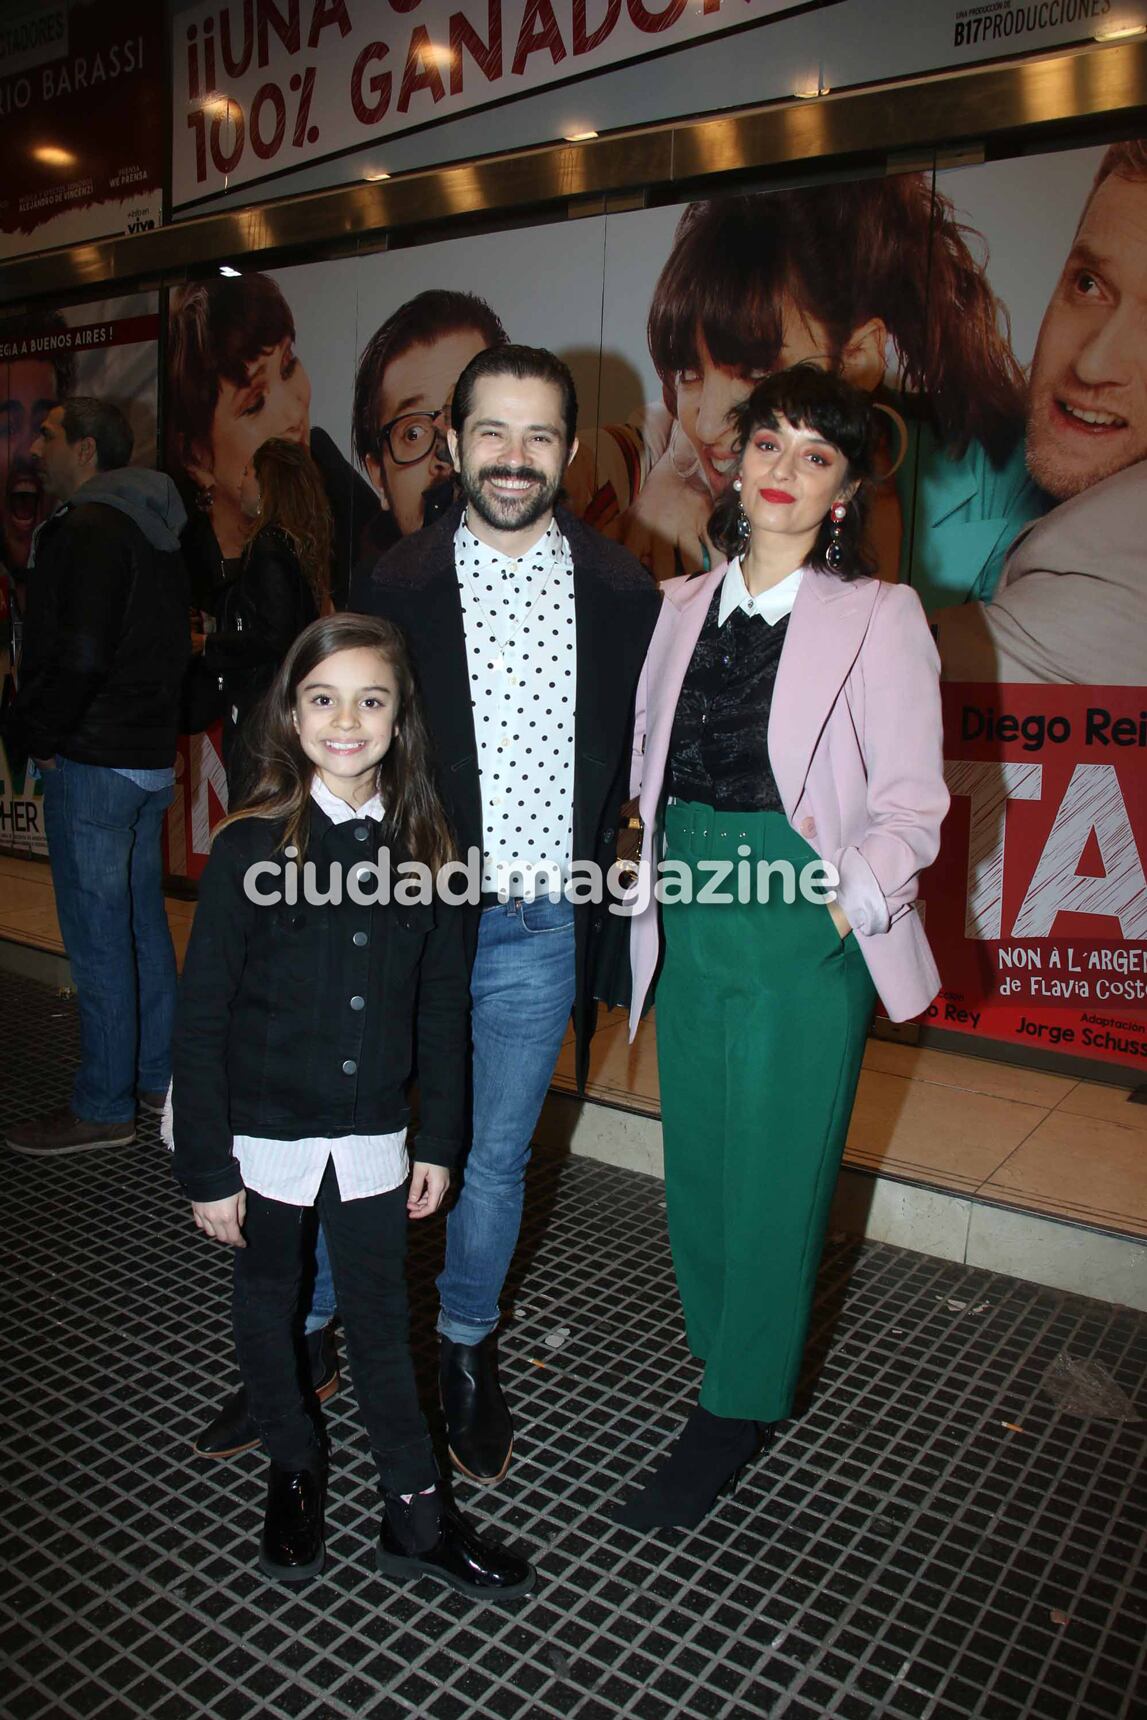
<box><xmin>437</xmin><ymin>895</ymin><xmax>576</xmax><ymax>1343</ymax></box>
<box><xmin>308</xmin><ymin>895</ymin><xmax>576</xmax><ymax>1343</ymax></box>
<box><xmin>42</xmin><ymin>758</ymin><xmax>177</xmax><ymax>1123</ymax></box>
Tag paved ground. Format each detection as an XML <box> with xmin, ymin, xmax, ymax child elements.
<box><xmin>2</xmin><ymin>969</ymin><xmax>1144</xmax><ymax>1719</ymax></box>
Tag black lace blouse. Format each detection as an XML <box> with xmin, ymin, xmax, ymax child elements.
<box><xmin>667</xmin><ymin>584</ymin><xmax>789</xmax><ymax>813</ymax></box>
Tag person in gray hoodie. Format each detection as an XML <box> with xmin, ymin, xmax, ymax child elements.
<box><xmin>5</xmin><ymin>397</ymin><xmax>190</xmax><ymax>1157</ymax></box>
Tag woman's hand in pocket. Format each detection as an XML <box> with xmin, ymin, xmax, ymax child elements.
<box><xmin>408</xmin><ymin>1162</ymin><xmax>451</xmax><ymax>1219</ymax></box>
<box><xmin>827</xmin><ymin>898</ymin><xmax>853</xmax><ymax>940</ymax></box>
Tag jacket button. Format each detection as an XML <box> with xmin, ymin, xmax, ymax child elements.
<box><xmin>349</xmin><ymin>995</ymin><xmax>365</xmax><ymax>1011</ymax></box>
<box><xmin>353</xmin><ymin>931</ymin><xmax>368</xmax><ymax>947</ymax></box>
<box><xmin>342</xmin><ymin>1059</ymin><xmax>357</xmax><ymax>1075</ymax></box>
<box><xmin>602</xmin><ymin>827</ymin><xmax>615</xmax><ymax>843</ymax></box>
<box><xmin>354</xmin><ymin>825</ymin><xmax>369</xmax><ymax>841</ymax></box>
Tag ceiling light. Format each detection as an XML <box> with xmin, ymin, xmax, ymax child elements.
<box><xmin>1095</xmin><ymin>21</ymin><xmax>1146</xmax><ymax>38</ymax></box>
<box><xmin>793</xmin><ymin>82</ymin><xmax>830</xmax><ymax>99</ymax></box>
<box><xmin>219</xmin><ymin>265</ymin><xmax>241</xmax><ymax>277</ymax></box>
<box><xmin>33</xmin><ymin>145</ymin><xmax>76</xmax><ymax>167</ymax></box>
<box><xmin>564</xmin><ymin>129</ymin><xmax>599</xmax><ymax>142</ymax></box>
<box><xmin>364</xmin><ymin>169</ymin><xmax>391</xmax><ymax>182</ymax></box>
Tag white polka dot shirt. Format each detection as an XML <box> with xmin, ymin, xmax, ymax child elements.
<box><xmin>455</xmin><ymin>515</ymin><xmax>577</xmax><ymax>894</ymax></box>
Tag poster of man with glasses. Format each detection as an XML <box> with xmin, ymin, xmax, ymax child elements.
<box><xmin>352</xmin><ymin>289</ymin><xmax>509</xmax><ymax>548</ymax></box>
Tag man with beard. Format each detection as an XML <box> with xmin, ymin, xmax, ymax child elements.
<box><xmin>937</xmin><ymin>141</ymin><xmax>1147</xmax><ymax>684</ymax></box>
<box><xmin>365</xmin><ymin>346</ymin><xmax>659</xmax><ymax>1480</ymax></box>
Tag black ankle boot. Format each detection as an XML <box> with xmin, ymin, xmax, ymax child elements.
<box><xmin>440</xmin><ymin>1336</ymin><xmax>513</xmax><ymax>1483</ymax></box>
<box><xmin>611</xmin><ymin>1406</ymin><xmax>772</xmax><ymax>1531</ymax></box>
<box><xmin>259</xmin><ymin>1461</ymin><xmax>326</xmax><ymax>1582</ymax></box>
<box><xmin>192</xmin><ymin>1324</ymin><xmax>341</xmax><ymax>1458</ymax></box>
<box><xmin>377</xmin><ymin>1482</ymin><xmax>535</xmax><ymax>1601</ymax></box>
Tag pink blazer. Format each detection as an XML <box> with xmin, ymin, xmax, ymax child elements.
<box><xmin>628</xmin><ymin>562</ymin><xmax>949</xmax><ymax>1031</ymax></box>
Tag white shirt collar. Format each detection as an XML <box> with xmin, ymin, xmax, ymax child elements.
<box><xmin>456</xmin><ymin>513</ymin><xmax>564</xmax><ymax>570</ymax></box>
<box><xmin>310</xmin><ymin>774</ymin><xmax>385</xmax><ymax>825</ymax></box>
<box><xmin>718</xmin><ymin>558</ymin><xmax>804</xmax><ymax>628</ymax></box>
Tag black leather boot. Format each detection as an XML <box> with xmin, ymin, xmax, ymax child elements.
<box><xmin>192</xmin><ymin>1325</ymin><xmax>340</xmax><ymax>1458</ymax></box>
<box><xmin>376</xmin><ymin>1483</ymin><xmax>534</xmax><ymax>1601</ymax></box>
<box><xmin>440</xmin><ymin>1335</ymin><xmax>513</xmax><ymax>1483</ymax></box>
<box><xmin>259</xmin><ymin>1462</ymin><xmax>325</xmax><ymax>1582</ymax></box>
<box><xmin>611</xmin><ymin>1406</ymin><xmax>773</xmax><ymax>1530</ymax></box>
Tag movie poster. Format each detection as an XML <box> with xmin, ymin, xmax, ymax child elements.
<box><xmin>159</xmin><ymin>139</ymin><xmax>1145</xmax><ymax>1070</ymax></box>
<box><xmin>0</xmin><ymin>0</ymin><xmax>164</xmax><ymax>260</ymax></box>
<box><xmin>591</xmin><ymin>147</ymin><xmax>1145</xmax><ymax>1069</ymax></box>
<box><xmin>162</xmin><ymin>222</ymin><xmax>609</xmax><ymax>877</ymax></box>
<box><xmin>0</xmin><ymin>291</ymin><xmax>160</xmax><ymax>855</ymax></box>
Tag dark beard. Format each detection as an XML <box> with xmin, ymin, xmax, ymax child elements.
<box><xmin>459</xmin><ymin>458</ymin><xmax>562</xmax><ymax>533</ymax></box>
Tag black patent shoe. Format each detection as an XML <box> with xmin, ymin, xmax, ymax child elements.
<box><xmin>440</xmin><ymin>1335</ymin><xmax>513</xmax><ymax>1483</ymax></box>
<box><xmin>377</xmin><ymin>1487</ymin><xmax>534</xmax><ymax>1601</ymax></box>
<box><xmin>611</xmin><ymin>1408</ymin><xmax>773</xmax><ymax>1531</ymax></box>
<box><xmin>259</xmin><ymin>1462</ymin><xmax>325</xmax><ymax>1582</ymax></box>
<box><xmin>192</xmin><ymin>1326</ymin><xmax>341</xmax><ymax>1458</ymax></box>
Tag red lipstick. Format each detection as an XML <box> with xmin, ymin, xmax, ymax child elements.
<box><xmin>760</xmin><ymin>488</ymin><xmax>795</xmax><ymax>503</ymax></box>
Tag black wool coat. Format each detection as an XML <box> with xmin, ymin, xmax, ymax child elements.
<box><xmin>172</xmin><ymin>805</ymin><xmax>471</xmax><ymax>1204</ymax></box>
<box><xmin>349</xmin><ymin>502</ymin><xmax>661</xmax><ymax>1088</ymax></box>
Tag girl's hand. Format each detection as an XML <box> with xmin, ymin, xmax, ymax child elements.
<box><xmin>191</xmin><ymin>1190</ymin><xmax>247</xmax><ymax>1246</ymax></box>
<box><xmin>408</xmin><ymin>1162</ymin><xmax>450</xmax><ymax>1219</ymax></box>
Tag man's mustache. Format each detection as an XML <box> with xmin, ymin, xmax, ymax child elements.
<box><xmin>477</xmin><ymin>464</ymin><xmax>548</xmax><ymax>487</ymax></box>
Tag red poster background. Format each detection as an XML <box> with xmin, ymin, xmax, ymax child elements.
<box><xmin>921</xmin><ymin>684</ymin><xmax>1147</xmax><ymax>1071</ymax></box>
<box><xmin>163</xmin><ymin>724</ymin><xmax>227</xmax><ymax>883</ymax></box>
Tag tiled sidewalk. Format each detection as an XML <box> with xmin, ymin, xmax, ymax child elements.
<box><xmin>2</xmin><ymin>970</ymin><xmax>1145</xmax><ymax>1720</ymax></box>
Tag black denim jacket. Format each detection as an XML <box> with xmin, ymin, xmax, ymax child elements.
<box><xmin>172</xmin><ymin>806</ymin><xmax>469</xmax><ymax>1204</ymax></box>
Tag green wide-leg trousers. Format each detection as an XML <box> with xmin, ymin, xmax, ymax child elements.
<box><xmin>656</xmin><ymin>802</ymin><xmax>876</xmax><ymax>1423</ymax></box>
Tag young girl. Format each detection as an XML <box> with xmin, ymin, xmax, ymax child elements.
<box><xmin>172</xmin><ymin>613</ymin><xmax>533</xmax><ymax>1599</ymax></box>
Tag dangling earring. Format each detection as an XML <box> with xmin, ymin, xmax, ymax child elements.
<box><xmin>825</xmin><ymin>499</ymin><xmax>848</xmax><ymax>570</ymax></box>
<box><xmin>732</xmin><ymin>476</ymin><xmax>751</xmax><ymax>552</ymax></box>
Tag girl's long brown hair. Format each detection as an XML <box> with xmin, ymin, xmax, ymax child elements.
<box><xmin>250</xmin><ymin>437</ymin><xmax>333</xmax><ymax>610</ymax></box>
<box><xmin>216</xmin><ymin>614</ymin><xmax>455</xmax><ymax>871</ymax></box>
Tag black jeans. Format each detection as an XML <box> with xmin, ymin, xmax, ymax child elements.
<box><xmin>232</xmin><ymin>1160</ymin><xmax>439</xmax><ymax>1495</ymax></box>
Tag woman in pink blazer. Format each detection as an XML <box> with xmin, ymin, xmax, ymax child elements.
<box><xmin>613</xmin><ymin>367</ymin><xmax>948</xmax><ymax>1530</ymax></box>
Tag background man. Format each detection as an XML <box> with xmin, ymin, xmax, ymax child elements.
<box><xmin>4</xmin><ymin>399</ymin><xmax>190</xmax><ymax>1157</ymax></box>
<box><xmin>352</xmin><ymin>289</ymin><xmax>508</xmax><ymax>545</ymax></box>
<box><xmin>937</xmin><ymin>140</ymin><xmax>1147</xmax><ymax>684</ymax></box>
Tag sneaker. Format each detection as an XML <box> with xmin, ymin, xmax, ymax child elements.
<box><xmin>5</xmin><ymin>1106</ymin><xmax>137</xmax><ymax>1157</ymax></box>
<box><xmin>137</xmin><ymin>1090</ymin><xmax>168</xmax><ymax>1116</ymax></box>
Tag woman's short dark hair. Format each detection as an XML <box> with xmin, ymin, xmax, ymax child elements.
<box><xmin>451</xmin><ymin>344</ymin><xmax>578</xmax><ymax>447</ymax></box>
<box><xmin>707</xmin><ymin>366</ymin><xmax>877</xmax><ymax>580</ymax></box>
